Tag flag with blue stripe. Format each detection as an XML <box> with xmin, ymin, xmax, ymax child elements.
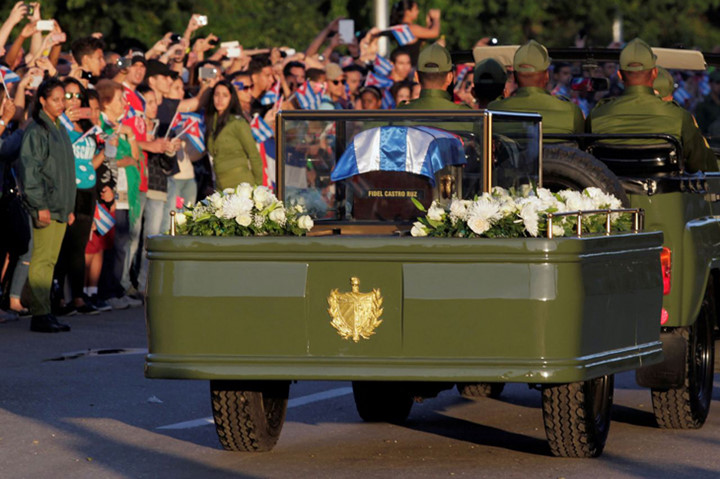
<box><xmin>381</xmin><ymin>88</ymin><xmax>395</xmax><ymax>109</ymax></box>
<box><xmin>454</xmin><ymin>65</ymin><xmax>472</xmax><ymax>92</ymax></box>
<box><xmin>94</xmin><ymin>202</ymin><xmax>115</xmax><ymax>236</ymax></box>
<box><xmin>0</xmin><ymin>66</ymin><xmax>20</xmax><ymax>84</ymax></box>
<box><xmin>295</xmin><ymin>81</ymin><xmax>320</xmax><ymax>110</ymax></box>
<box><xmin>331</xmin><ymin>126</ymin><xmax>466</xmax><ymax>185</ymax></box>
<box><xmin>373</xmin><ymin>55</ymin><xmax>393</xmax><ymax>77</ymax></box>
<box><xmin>673</xmin><ymin>85</ymin><xmax>692</xmax><ymax>106</ymax></box>
<box><xmin>59</xmin><ymin>113</ymin><xmax>74</xmax><ymax>133</ymax></box>
<box><xmin>365</xmin><ymin>72</ymin><xmax>394</xmax><ymax>89</ymax></box>
<box><xmin>250</xmin><ymin>114</ymin><xmax>274</xmax><ymax>143</ymax></box>
<box><xmin>261</xmin><ymin>80</ymin><xmax>281</xmax><ymax>106</ymax></box>
<box><xmin>699</xmin><ymin>75</ymin><xmax>711</xmax><ymax>97</ymax></box>
<box><xmin>172</xmin><ymin>112</ymin><xmax>205</xmax><ymax>152</ymax></box>
<box><xmin>390</xmin><ymin>24</ymin><xmax>416</xmax><ymax>46</ymax></box>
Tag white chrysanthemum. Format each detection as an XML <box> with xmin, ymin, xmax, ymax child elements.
<box><xmin>466</xmin><ymin>198</ymin><xmax>502</xmax><ymax>235</ymax></box>
<box><xmin>491</xmin><ymin>186</ymin><xmax>509</xmax><ymax>197</ymax></box>
<box><xmin>584</xmin><ymin>187</ymin><xmax>622</xmax><ymax>210</ymax></box>
<box><xmin>498</xmin><ymin>196</ymin><xmax>518</xmax><ymax>216</ymax></box>
<box><xmin>552</xmin><ymin>223</ymin><xmax>565</xmax><ymax>237</ymax></box>
<box><xmin>298</xmin><ymin>215</ymin><xmax>314</xmax><ymax>231</ymax></box>
<box><xmin>253</xmin><ymin>186</ymin><xmax>274</xmax><ymax>209</ymax></box>
<box><xmin>269</xmin><ymin>207</ymin><xmax>287</xmax><ymax>225</ymax></box>
<box><xmin>236</xmin><ymin>183</ymin><xmax>253</xmax><ymax>199</ymax></box>
<box><xmin>410</xmin><ymin>221</ymin><xmax>428</xmax><ymax>237</ymax></box>
<box><xmin>518</xmin><ymin>201</ymin><xmax>540</xmax><ymax>237</ymax></box>
<box><xmin>207</xmin><ymin>192</ymin><xmax>223</xmax><ymax>211</ymax></box>
<box><xmin>254</xmin><ymin>214</ymin><xmax>266</xmax><ymax>228</ymax></box>
<box><xmin>449</xmin><ymin>199</ymin><xmax>470</xmax><ymax>223</ymax></box>
<box><xmin>558</xmin><ymin>190</ymin><xmax>594</xmax><ymax>212</ymax></box>
<box><xmin>427</xmin><ymin>202</ymin><xmax>445</xmax><ymax>222</ymax></box>
<box><xmin>192</xmin><ymin>205</ymin><xmax>210</xmax><ymax>220</ymax></box>
<box><xmin>519</xmin><ymin>184</ymin><xmax>534</xmax><ymax>197</ymax></box>
<box><xmin>222</xmin><ymin>187</ymin><xmax>235</xmax><ymax>195</ymax></box>
<box><xmin>219</xmin><ymin>195</ymin><xmax>253</xmax><ymax>219</ymax></box>
<box><xmin>235</xmin><ymin>214</ymin><xmax>252</xmax><ymax>227</ymax></box>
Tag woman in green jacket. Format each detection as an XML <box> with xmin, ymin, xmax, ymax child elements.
<box><xmin>204</xmin><ymin>80</ymin><xmax>263</xmax><ymax>189</ymax></box>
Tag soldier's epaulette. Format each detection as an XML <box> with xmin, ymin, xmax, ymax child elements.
<box><xmin>594</xmin><ymin>96</ymin><xmax>616</xmax><ymax>106</ymax></box>
<box><xmin>555</xmin><ymin>94</ymin><xmax>571</xmax><ymax>102</ymax></box>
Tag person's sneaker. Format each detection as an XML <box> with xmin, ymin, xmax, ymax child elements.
<box><xmin>76</xmin><ymin>303</ymin><xmax>100</xmax><ymax>315</ymax></box>
<box><xmin>89</xmin><ymin>295</ymin><xmax>112</xmax><ymax>312</ymax></box>
<box><xmin>124</xmin><ymin>295</ymin><xmax>143</xmax><ymax>308</ymax></box>
<box><xmin>59</xmin><ymin>304</ymin><xmax>78</xmax><ymax>317</ymax></box>
<box><xmin>107</xmin><ymin>296</ymin><xmax>131</xmax><ymax>310</ymax></box>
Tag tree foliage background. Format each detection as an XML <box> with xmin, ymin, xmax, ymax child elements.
<box><xmin>3</xmin><ymin>0</ymin><xmax>720</xmax><ymax>52</ymax></box>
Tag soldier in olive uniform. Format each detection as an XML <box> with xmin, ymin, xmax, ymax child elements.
<box><xmin>397</xmin><ymin>43</ymin><xmax>471</xmax><ymax>111</ymax></box>
<box><xmin>653</xmin><ymin>67</ymin><xmax>675</xmax><ymax>101</ymax></box>
<box><xmin>488</xmin><ymin>40</ymin><xmax>585</xmax><ymax>136</ymax></box>
<box><xmin>588</xmin><ymin>38</ymin><xmax>717</xmax><ymax>173</ymax></box>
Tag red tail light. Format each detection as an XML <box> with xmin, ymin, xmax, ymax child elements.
<box><xmin>661</xmin><ymin>247</ymin><xmax>671</xmax><ymax>295</ymax></box>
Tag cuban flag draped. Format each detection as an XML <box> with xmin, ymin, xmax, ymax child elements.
<box><xmin>172</xmin><ymin>112</ymin><xmax>205</xmax><ymax>152</ymax></box>
<box><xmin>250</xmin><ymin>114</ymin><xmax>274</xmax><ymax>143</ymax></box>
<box><xmin>0</xmin><ymin>66</ymin><xmax>20</xmax><ymax>84</ymax></box>
<box><xmin>331</xmin><ymin>126</ymin><xmax>466</xmax><ymax>185</ymax></box>
<box><xmin>390</xmin><ymin>24</ymin><xmax>416</xmax><ymax>46</ymax></box>
<box><xmin>381</xmin><ymin>88</ymin><xmax>395</xmax><ymax>109</ymax></box>
<box><xmin>295</xmin><ymin>81</ymin><xmax>321</xmax><ymax>110</ymax></box>
<box><xmin>373</xmin><ymin>55</ymin><xmax>393</xmax><ymax>77</ymax></box>
<box><xmin>261</xmin><ymin>80</ymin><xmax>281</xmax><ymax>106</ymax></box>
<box><xmin>59</xmin><ymin>113</ymin><xmax>74</xmax><ymax>133</ymax></box>
<box><xmin>365</xmin><ymin>72</ymin><xmax>394</xmax><ymax>89</ymax></box>
<box><xmin>94</xmin><ymin>202</ymin><xmax>115</xmax><ymax>236</ymax></box>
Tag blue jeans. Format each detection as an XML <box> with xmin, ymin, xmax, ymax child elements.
<box><xmin>122</xmin><ymin>192</ymin><xmax>146</xmax><ymax>291</ymax></box>
<box><xmin>136</xmin><ymin>197</ymin><xmax>166</xmax><ymax>293</ymax></box>
<box><xmin>163</xmin><ymin>177</ymin><xmax>197</xmax><ymax>233</ymax></box>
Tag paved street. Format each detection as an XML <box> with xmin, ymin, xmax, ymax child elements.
<box><xmin>1</xmin><ymin>308</ymin><xmax>720</xmax><ymax>479</ymax></box>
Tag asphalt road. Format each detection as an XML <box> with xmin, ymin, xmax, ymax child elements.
<box><xmin>1</xmin><ymin>308</ymin><xmax>720</xmax><ymax>479</ymax></box>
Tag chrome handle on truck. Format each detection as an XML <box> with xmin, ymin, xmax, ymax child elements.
<box><xmin>546</xmin><ymin>208</ymin><xmax>644</xmax><ymax>239</ymax></box>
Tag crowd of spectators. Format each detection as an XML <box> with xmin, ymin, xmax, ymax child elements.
<box><xmin>1</xmin><ymin>0</ymin><xmax>720</xmax><ymax>328</ymax></box>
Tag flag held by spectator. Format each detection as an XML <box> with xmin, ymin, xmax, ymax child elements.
<box><xmin>331</xmin><ymin>125</ymin><xmax>466</xmax><ymax>185</ymax></box>
<box><xmin>365</xmin><ymin>72</ymin><xmax>394</xmax><ymax>89</ymax></box>
<box><xmin>0</xmin><ymin>66</ymin><xmax>20</xmax><ymax>84</ymax></box>
<box><xmin>389</xmin><ymin>24</ymin><xmax>416</xmax><ymax>46</ymax></box>
<box><xmin>59</xmin><ymin>113</ymin><xmax>74</xmax><ymax>133</ymax></box>
<box><xmin>172</xmin><ymin>112</ymin><xmax>205</xmax><ymax>152</ymax></box>
<box><xmin>381</xmin><ymin>88</ymin><xmax>395</xmax><ymax>109</ymax></box>
<box><xmin>250</xmin><ymin>114</ymin><xmax>274</xmax><ymax>143</ymax></box>
<box><xmin>94</xmin><ymin>202</ymin><xmax>115</xmax><ymax>236</ymax></box>
<box><xmin>295</xmin><ymin>81</ymin><xmax>320</xmax><ymax>110</ymax></box>
<box><xmin>373</xmin><ymin>55</ymin><xmax>393</xmax><ymax>77</ymax></box>
<box><xmin>454</xmin><ymin>65</ymin><xmax>472</xmax><ymax>92</ymax></box>
<box><xmin>261</xmin><ymin>80</ymin><xmax>281</xmax><ymax>106</ymax></box>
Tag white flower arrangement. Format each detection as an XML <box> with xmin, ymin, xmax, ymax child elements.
<box><xmin>411</xmin><ymin>186</ymin><xmax>630</xmax><ymax>238</ymax></box>
<box><xmin>176</xmin><ymin>183</ymin><xmax>314</xmax><ymax>237</ymax></box>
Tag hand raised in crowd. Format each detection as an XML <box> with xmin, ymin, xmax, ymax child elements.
<box><xmin>427</xmin><ymin>8</ymin><xmax>441</xmax><ymax>24</ymax></box>
<box><xmin>28</xmin><ymin>1</ymin><xmax>41</xmax><ymax>22</ymax></box>
<box><xmin>19</xmin><ymin>20</ymin><xmax>38</xmax><ymax>40</ymax></box>
<box><xmin>7</xmin><ymin>1</ymin><xmax>29</xmax><ymax>26</ymax></box>
<box><xmin>193</xmin><ymin>34</ymin><xmax>218</xmax><ymax>55</ymax></box>
<box><xmin>34</xmin><ymin>57</ymin><xmax>56</xmax><ymax>77</ymax></box>
<box><xmin>208</xmin><ymin>46</ymin><xmax>227</xmax><ymax>62</ymax></box>
<box><xmin>185</xmin><ymin>14</ymin><xmax>205</xmax><ymax>35</ymax></box>
<box><xmin>148</xmin><ymin>32</ymin><xmax>173</xmax><ymax>57</ymax></box>
<box><xmin>91</xmin><ymin>32</ymin><xmax>103</xmax><ymax>39</ymax></box>
<box><xmin>358</xmin><ymin>27</ymin><xmax>380</xmax><ymax>62</ymax></box>
<box><xmin>0</xmin><ymin>97</ymin><xmax>16</xmax><ymax>124</ymax></box>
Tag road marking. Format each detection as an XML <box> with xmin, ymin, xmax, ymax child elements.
<box><xmin>157</xmin><ymin>386</ymin><xmax>353</xmax><ymax>430</ymax></box>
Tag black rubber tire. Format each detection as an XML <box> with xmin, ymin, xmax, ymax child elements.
<box><xmin>352</xmin><ymin>381</ymin><xmax>413</xmax><ymax>424</ymax></box>
<box><xmin>456</xmin><ymin>382</ymin><xmax>505</xmax><ymax>399</ymax></box>
<box><xmin>210</xmin><ymin>380</ymin><xmax>290</xmax><ymax>452</ymax></box>
<box><xmin>541</xmin><ymin>375</ymin><xmax>614</xmax><ymax>458</ymax></box>
<box><xmin>651</xmin><ymin>284</ymin><xmax>716</xmax><ymax>429</ymax></box>
<box><xmin>542</xmin><ymin>145</ymin><xmax>630</xmax><ymax>206</ymax></box>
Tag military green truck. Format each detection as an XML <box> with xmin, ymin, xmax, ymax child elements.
<box><xmin>145</xmin><ymin>110</ymin><xmax>673</xmax><ymax>458</ymax></box>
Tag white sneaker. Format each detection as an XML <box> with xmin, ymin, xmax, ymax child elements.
<box><xmin>125</xmin><ymin>295</ymin><xmax>143</xmax><ymax>308</ymax></box>
<box><xmin>107</xmin><ymin>296</ymin><xmax>130</xmax><ymax>310</ymax></box>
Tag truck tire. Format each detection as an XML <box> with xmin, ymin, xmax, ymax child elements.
<box><xmin>456</xmin><ymin>382</ymin><xmax>505</xmax><ymax>399</ymax></box>
<box><xmin>543</xmin><ymin>145</ymin><xmax>630</xmax><ymax>206</ymax></box>
<box><xmin>541</xmin><ymin>375</ymin><xmax>614</xmax><ymax>458</ymax></box>
<box><xmin>651</xmin><ymin>285</ymin><xmax>715</xmax><ymax>429</ymax></box>
<box><xmin>210</xmin><ymin>380</ymin><xmax>289</xmax><ymax>452</ymax></box>
<box><xmin>352</xmin><ymin>381</ymin><xmax>413</xmax><ymax>424</ymax></box>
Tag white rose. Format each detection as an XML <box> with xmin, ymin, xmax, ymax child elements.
<box><xmin>236</xmin><ymin>214</ymin><xmax>252</xmax><ymax>227</ymax></box>
<box><xmin>175</xmin><ymin>212</ymin><xmax>188</xmax><ymax>226</ymax></box>
<box><xmin>298</xmin><ymin>215</ymin><xmax>314</xmax><ymax>231</ymax></box>
<box><xmin>427</xmin><ymin>203</ymin><xmax>445</xmax><ymax>222</ymax></box>
<box><xmin>410</xmin><ymin>221</ymin><xmax>428</xmax><ymax>237</ymax></box>
<box><xmin>552</xmin><ymin>223</ymin><xmax>565</xmax><ymax>237</ymax></box>
<box><xmin>491</xmin><ymin>186</ymin><xmax>509</xmax><ymax>197</ymax></box>
<box><xmin>208</xmin><ymin>192</ymin><xmax>223</xmax><ymax>210</ymax></box>
<box><xmin>253</xmin><ymin>186</ymin><xmax>274</xmax><ymax>209</ymax></box>
<box><xmin>466</xmin><ymin>198</ymin><xmax>502</xmax><ymax>235</ymax></box>
<box><xmin>449</xmin><ymin>199</ymin><xmax>470</xmax><ymax>223</ymax></box>
<box><xmin>222</xmin><ymin>188</ymin><xmax>235</xmax><ymax>195</ymax></box>
<box><xmin>518</xmin><ymin>201</ymin><xmax>540</xmax><ymax>237</ymax></box>
<box><xmin>519</xmin><ymin>184</ymin><xmax>534</xmax><ymax>197</ymax></box>
<box><xmin>269</xmin><ymin>207</ymin><xmax>287</xmax><ymax>225</ymax></box>
<box><xmin>236</xmin><ymin>183</ymin><xmax>253</xmax><ymax>199</ymax></box>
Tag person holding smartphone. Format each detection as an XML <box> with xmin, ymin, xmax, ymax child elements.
<box><xmin>52</xmin><ymin>78</ymin><xmax>105</xmax><ymax>316</ymax></box>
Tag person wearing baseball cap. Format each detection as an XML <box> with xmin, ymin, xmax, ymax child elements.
<box><xmin>653</xmin><ymin>67</ymin><xmax>675</xmax><ymax>101</ymax></box>
<box><xmin>589</xmin><ymin>38</ymin><xmax>717</xmax><ymax>172</ymax></box>
<box><xmin>488</xmin><ymin>40</ymin><xmax>584</xmax><ymax>136</ymax></box>
<box><xmin>397</xmin><ymin>42</ymin><xmax>471</xmax><ymax>111</ymax></box>
<box><xmin>472</xmin><ymin>58</ymin><xmax>507</xmax><ymax>108</ymax></box>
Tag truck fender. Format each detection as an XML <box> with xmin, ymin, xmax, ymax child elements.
<box><xmin>636</xmin><ymin>330</ymin><xmax>687</xmax><ymax>389</ymax></box>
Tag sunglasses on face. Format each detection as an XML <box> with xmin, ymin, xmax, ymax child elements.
<box><xmin>64</xmin><ymin>92</ymin><xmax>82</xmax><ymax>100</ymax></box>
<box><xmin>331</xmin><ymin>79</ymin><xmax>346</xmax><ymax>85</ymax></box>
<box><xmin>232</xmin><ymin>81</ymin><xmax>253</xmax><ymax>91</ymax></box>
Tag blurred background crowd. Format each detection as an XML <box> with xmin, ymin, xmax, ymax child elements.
<box><xmin>1</xmin><ymin>0</ymin><xmax>720</xmax><ymax>326</ymax></box>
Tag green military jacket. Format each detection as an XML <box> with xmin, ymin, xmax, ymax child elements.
<box><xmin>19</xmin><ymin>110</ymin><xmax>77</xmax><ymax>222</ymax></box>
<box><xmin>487</xmin><ymin>87</ymin><xmax>585</xmax><ymax>135</ymax></box>
<box><xmin>207</xmin><ymin>114</ymin><xmax>264</xmax><ymax>189</ymax></box>
<box><xmin>397</xmin><ymin>89</ymin><xmax>471</xmax><ymax>111</ymax></box>
<box><xmin>588</xmin><ymin>85</ymin><xmax>717</xmax><ymax>173</ymax></box>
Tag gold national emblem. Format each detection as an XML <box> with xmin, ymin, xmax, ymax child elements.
<box><xmin>327</xmin><ymin>277</ymin><xmax>384</xmax><ymax>342</ymax></box>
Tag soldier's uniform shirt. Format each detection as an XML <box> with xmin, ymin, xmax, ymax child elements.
<box><xmin>588</xmin><ymin>85</ymin><xmax>717</xmax><ymax>172</ymax></box>
<box><xmin>397</xmin><ymin>89</ymin><xmax>471</xmax><ymax>111</ymax></box>
<box><xmin>487</xmin><ymin>86</ymin><xmax>585</xmax><ymax>135</ymax></box>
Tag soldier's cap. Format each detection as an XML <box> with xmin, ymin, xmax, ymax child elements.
<box><xmin>417</xmin><ymin>43</ymin><xmax>453</xmax><ymax>73</ymax></box>
<box><xmin>620</xmin><ymin>38</ymin><xmax>657</xmax><ymax>72</ymax></box>
<box><xmin>325</xmin><ymin>63</ymin><xmax>343</xmax><ymax>81</ymax></box>
<box><xmin>710</xmin><ymin>70</ymin><xmax>720</xmax><ymax>83</ymax></box>
<box><xmin>473</xmin><ymin>58</ymin><xmax>507</xmax><ymax>85</ymax></box>
<box><xmin>513</xmin><ymin>40</ymin><xmax>551</xmax><ymax>73</ymax></box>
<box><xmin>653</xmin><ymin>67</ymin><xmax>675</xmax><ymax>97</ymax></box>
